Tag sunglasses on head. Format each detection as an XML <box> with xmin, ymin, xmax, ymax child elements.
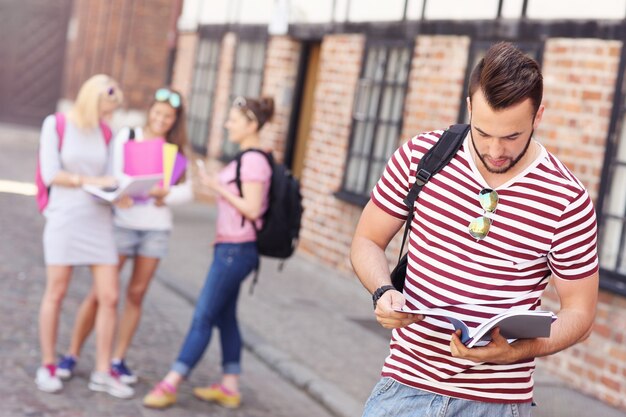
<box><xmin>468</xmin><ymin>188</ymin><xmax>499</xmax><ymax>241</ymax></box>
<box><xmin>233</xmin><ymin>96</ymin><xmax>258</xmax><ymax>122</ymax></box>
<box><xmin>155</xmin><ymin>88</ymin><xmax>181</xmax><ymax>109</ymax></box>
<box><xmin>103</xmin><ymin>86</ymin><xmax>120</xmax><ymax>102</ymax></box>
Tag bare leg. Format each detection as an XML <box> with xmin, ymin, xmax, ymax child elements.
<box><xmin>113</xmin><ymin>255</ymin><xmax>160</xmax><ymax>359</ymax></box>
<box><xmin>39</xmin><ymin>266</ymin><xmax>73</xmax><ymax>365</ymax></box>
<box><xmin>67</xmin><ymin>288</ymin><xmax>97</xmax><ymax>358</ymax></box>
<box><xmin>68</xmin><ymin>256</ymin><xmax>127</xmax><ymax>357</ymax></box>
<box><xmin>163</xmin><ymin>371</ymin><xmax>184</xmax><ymax>390</ymax></box>
<box><xmin>221</xmin><ymin>374</ymin><xmax>240</xmax><ymax>394</ymax></box>
<box><xmin>91</xmin><ymin>264</ymin><xmax>120</xmax><ymax>373</ymax></box>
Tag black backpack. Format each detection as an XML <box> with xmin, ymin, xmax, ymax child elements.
<box><xmin>233</xmin><ymin>149</ymin><xmax>304</xmax><ymax>289</ymax></box>
<box><xmin>390</xmin><ymin>124</ymin><xmax>470</xmax><ymax>291</ymax></box>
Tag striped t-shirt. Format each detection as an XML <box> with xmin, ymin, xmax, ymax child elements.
<box><xmin>371</xmin><ymin>130</ymin><xmax>598</xmax><ymax>403</ymax></box>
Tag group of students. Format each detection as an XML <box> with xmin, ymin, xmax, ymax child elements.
<box><xmin>35</xmin><ymin>73</ymin><xmax>276</xmax><ymax>409</ymax></box>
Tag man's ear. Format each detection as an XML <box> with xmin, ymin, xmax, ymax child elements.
<box><xmin>466</xmin><ymin>97</ymin><xmax>472</xmax><ymax>119</ymax></box>
<box><xmin>533</xmin><ymin>104</ymin><xmax>545</xmax><ymax>130</ymax></box>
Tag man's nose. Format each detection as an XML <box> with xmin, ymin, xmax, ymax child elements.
<box><xmin>488</xmin><ymin>138</ymin><xmax>505</xmax><ymax>156</ymax></box>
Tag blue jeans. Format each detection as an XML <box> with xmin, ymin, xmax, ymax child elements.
<box><xmin>171</xmin><ymin>242</ymin><xmax>258</xmax><ymax>377</ymax></box>
<box><xmin>363</xmin><ymin>378</ymin><xmax>533</xmax><ymax>417</ymax></box>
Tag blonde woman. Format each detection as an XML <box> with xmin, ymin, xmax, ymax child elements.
<box><xmin>36</xmin><ymin>74</ymin><xmax>134</xmax><ymax>399</ymax></box>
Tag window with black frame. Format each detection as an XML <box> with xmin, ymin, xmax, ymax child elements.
<box><xmin>458</xmin><ymin>41</ymin><xmax>544</xmax><ymax>123</ymax></box>
<box><xmin>221</xmin><ymin>38</ymin><xmax>267</xmax><ymax>160</ymax></box>
<box><xmin>598</xmin><ymin>65</ymin><xmax>626</xmax><ymax>295</ymax></box>
<box><xmin>339</xmin><ymin>41</ymin><xmax>412</xmax><ymax>206</ymax></box>
<box><xmin>187</xmin><ymin>37</ymin><xmax>221</xmax><ymax>155</ymax></box>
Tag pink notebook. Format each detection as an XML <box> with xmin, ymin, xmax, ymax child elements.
<box><xmin>123</xmin><ymin>138</ymin><xmax>165</xmax><ymax>176</ymax></box>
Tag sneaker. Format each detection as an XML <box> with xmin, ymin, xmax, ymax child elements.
<box><xmin>35</xmin><ymin>365</ymin><xmax>62</xmax><ymax>393</ymax></box>
<box><xmin>193</xmin><ymin>383</ymin><xmax>241</xmax><ymax>408</ymax></box>
<box><xmin>88</xmin><ymin>370</ymin><xmax>134</xmax><ymax>399</ymax></box>
<box><xmin>111</xmin><ymin>359</ymin><xmax>138</xmax><ymax>385</ymax></box>
<box><xmin>56</xmin><ymin>355</ymin><xmax>77</xmax><ymax>380</ymax></box>
<box><xmin>143</xmin><ymin>381</ymin><xmax>177</xmax><ymax>409</ymax></box>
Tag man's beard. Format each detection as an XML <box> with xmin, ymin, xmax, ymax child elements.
<box><xmin>470</xmin><ymin>129</ymin><xmax>533</xmax><ymax>174</ymax></box>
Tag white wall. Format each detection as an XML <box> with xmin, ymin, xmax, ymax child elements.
<box><xmin>526</xmin><ymin>0</ymin><xmax>626</xmax><ymax>20</ymax></box>
<box><xmin>178</xmin><ymin>0</ymin><xmax>626</xmax><ymax>30</ymax></box>
<box><xmin>347</xmin><ymin>0</ymin><xmax>405</xmax><ymax>22</ymax></box>
<box><xmin>424</xmin><ymin>0</ymin><xmax>499</xmax><ymax>20</ymax></box>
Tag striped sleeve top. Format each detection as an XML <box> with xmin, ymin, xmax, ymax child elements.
<box><xmin>371</xmin><ymin>130</ymin><xmax>598</xmax><ymax>403</ymax></box>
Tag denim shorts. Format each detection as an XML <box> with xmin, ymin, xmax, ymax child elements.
<box><xmin>114</xmin><ymin>226</ymin><xmax>170</xmax><ymax>259</ymax></box>
<box><xmin>362</xmin><ymin>377</ymin><xmax>533</xmax><ymax>417</ymax></box>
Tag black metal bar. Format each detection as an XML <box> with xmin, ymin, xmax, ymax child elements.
<box><xmin>284</xmin><ymin>42</ymin><xmax>311</xmax><ymax>171</ymax></box>
<box><xmin>497</xmin><ymin>0</ymin><xmax>503</xmax><ymax>19</ymax></box>
<box><xmin>402</xmin><ymin>0</ymin><xmax>409</xmax><ymax>21</ymax></box>
<box><xmin>521</xmin><ymin>0</ymin><xmax>529</xmax><ymax>18</ymax></box>
<box><xmin>595</xmin><ymin>21</ymin><xmax>626</xmax><ymax>230</ymax></box>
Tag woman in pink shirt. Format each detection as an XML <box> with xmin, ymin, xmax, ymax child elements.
<box><xmin>143</xmin><ymin>96</ymin><xmax>274</xmax><ymax>410</ymax></box>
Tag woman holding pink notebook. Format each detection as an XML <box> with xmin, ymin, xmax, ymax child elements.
<box><xmin>56</xmin><ymin>87</ymin><xmax>192</xmax><ymax>385</ymax></box>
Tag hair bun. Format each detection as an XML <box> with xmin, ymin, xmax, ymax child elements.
<box><xmin>259</xmin><ymin>97</ymin><xmax>275</xmax><ymax>123</ymax></box>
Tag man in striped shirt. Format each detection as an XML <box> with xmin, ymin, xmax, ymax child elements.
<box><xmin>351</xmin><ymin>42</ymin><xmax>599</xmax><ymax>417</ymax></box>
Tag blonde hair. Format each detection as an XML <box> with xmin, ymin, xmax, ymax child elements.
<box><xmin>68</xmin><ymin>74</ymin><xmax>123</xmax><ymax>129</ymax></box>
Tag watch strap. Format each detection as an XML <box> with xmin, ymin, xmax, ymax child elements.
<box><xmin>372</xmin><ymin>285</ymin><xmax>396</xmax><ymax>309</ymax></box>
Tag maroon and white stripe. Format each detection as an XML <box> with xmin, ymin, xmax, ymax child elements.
<box><xmin>371</xmin><ymin>131</ymin><xmax>598</xmax><ymax>402</ymax></box>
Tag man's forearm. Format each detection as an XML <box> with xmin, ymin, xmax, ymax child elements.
<box><xmin>350</xmin><ymin>236</ymin><xmax>394</xmax><ymax>294</ymax></box>
<box><xmin>511</xmin><ymin>307</ymin><xmax>595</xmax><ymax>362</ymax></box>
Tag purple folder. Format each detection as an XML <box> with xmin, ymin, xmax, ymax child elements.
<box><xmin>124</xmin><ymin>138</ymin><xmax>165</xmax><ymax>176</ymax></box>
<box><xmin>170</xmin><ymin>153</ymin><xmax>188</xmax><ymax>185</ymax></box>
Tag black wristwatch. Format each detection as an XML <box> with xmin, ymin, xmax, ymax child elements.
<box><xmin>372</xmin><ymin>285</ymin><xmax>396</xmax><ymax>309</ymax></box>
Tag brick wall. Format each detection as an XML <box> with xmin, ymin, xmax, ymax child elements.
<box><xmin>207</xmin><ymin>33</ymin><xmax>237</xmax><ymax>158</ymax></box>
<box><xmin>297</xmin><ymin>34</ymin><xmax>365</xmax><ymax>271</ymax></box>
<box><xmin>538</xmin><ymin>38</ymin><xmax>621</xmax><ymax>201</ymax></box>
<box><xmin>63</xmin><ymin>0</ymin><xmax>176</xmax><ymax>109</ymax></box>
<box><xmin>401</xmin><ymin>35</ymin><xmax>470</xmax><ymax>139</ymax></box>
<box><xmin>171</xmin><ymin>31</ymin><xmax>198</xmax><ymax>100</ymax></box>
<box><xmin>540</xmin><ymin>287</ymin><xmax>626</xmax><ymax>409</ymax></box>
<box><xmin>259</xmin><ymin>36</ymin><xmax>302</xmax><ymax>163</ymax></box>
<box><xmin>533</xmin><ymin>38</ymin><xmax>625</xmax><ymax>409</ymax></box>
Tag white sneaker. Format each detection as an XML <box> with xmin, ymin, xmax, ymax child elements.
<box><xmin>88</xmin><ymin>371</ymin><xmax>134</xmax><ymax>399</ymax></box>
<box><xmin>35</xmin><ymin>366</ymin><xmax>62</xmax><ymax>393</ymax></box>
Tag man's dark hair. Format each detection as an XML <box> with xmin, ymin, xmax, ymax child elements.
<box><xmin>468</xmin><ymin>42</ymin><xmax>543</xmax><ymax>114</ymax></box>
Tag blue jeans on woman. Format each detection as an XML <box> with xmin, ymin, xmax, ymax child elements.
<box><xmin>171</xmin><ymin>242</ymin><xmax>258</xmax><ymax>377</ymax></box>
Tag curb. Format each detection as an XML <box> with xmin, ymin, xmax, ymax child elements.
<box><xmin>157</xmin><ymin>274</ymin><xmax>363</xmax><ymax>417</ymax></box>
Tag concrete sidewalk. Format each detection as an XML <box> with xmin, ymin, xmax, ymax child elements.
<box><xmin>159</xmin><ymin>203</ymin><xmax>626</xmax><ymax>417</ymax></box>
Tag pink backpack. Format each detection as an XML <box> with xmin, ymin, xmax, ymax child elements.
<box><xmin>35</xmin><ymin>113</ymin><xmax>113</xmax><ymax>213</ymax></box>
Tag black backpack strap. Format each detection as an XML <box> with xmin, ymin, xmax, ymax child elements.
<box><xmin>233</xmin><ymin>148</ymin><xmax>272</xmax><ymax>227</ymax></box>
<box><xmin>396</xmin><ymin>124</ymin><xmax>470</xmax><ymax>264</ymax></box>
<box><xmin>128</xmin><ymin>128</ymin><xmax>135</xmax><ymax>141</ymax></box>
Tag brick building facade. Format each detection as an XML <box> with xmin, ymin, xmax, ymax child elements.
<box><xmin>170</xmin><ymin>21</ymin><xmax>626</xmax><ymax>410</ymax></box>
<box><xmin>62</xmin><ymin>0</ymin><xmax>180</xmax><ymax>110</ymax></box>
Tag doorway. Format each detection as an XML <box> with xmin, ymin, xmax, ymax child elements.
<box><xmin>285</xmin><ymin>42</ymin><xmax>321</xmax><ymax>179</ymax></box>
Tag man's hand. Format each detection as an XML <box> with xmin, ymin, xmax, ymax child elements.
<box><xmin>450</xmin><ymin>328</ymin><xmax>520</xmax><ymax>364</ymax></box>
<box><xmin>375</xmin><ymin>290</ymin><xmax>424</xmax><ymax>329</ymax></box>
